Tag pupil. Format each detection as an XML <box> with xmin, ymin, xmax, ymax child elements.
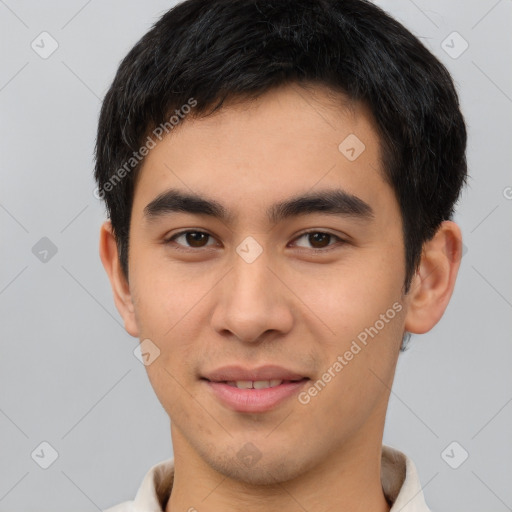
<box><xmin>310</xmin><ymin>233</ymin><xmax>329</xmax><ymax>248</ymax></box>
<box><xmin>187</xmin><ymin>232</ymin><xmax>207</xmax><ymax>247</ymax></box>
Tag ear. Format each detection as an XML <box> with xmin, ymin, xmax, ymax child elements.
<box><xmin>404</xmin><ymin>221</ymin><xmax>463</xmax><ymax>334</ymax></box>
<box><xmin>98</xmin><ymin>220</ymin><xmax>139</xmax><ymax>337</ymax></box>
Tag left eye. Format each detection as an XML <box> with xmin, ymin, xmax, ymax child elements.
<box><xmin>292</xmin><ymin>231</ymin><xmax>344</xmax><ymax>250</ymax></box>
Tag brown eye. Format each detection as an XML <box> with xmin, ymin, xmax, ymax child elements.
<box><xmin>166</xmin><ymin>230</ymin><xmax>216</xmax><ymax>249</ymax></box>
<box><xmin>184</xmin><ymin>232</ymin><xmax>209</xmax><ymax>247</ymax></box>
<box><xmin>307</xmin><ymin>232</ymin><xmax>331</xmax><ymax>248</ymax></box>
<box><xmin>293</xmin><ymin>231</ymin><xmax>344</xmax><ymax>250</ymax></box>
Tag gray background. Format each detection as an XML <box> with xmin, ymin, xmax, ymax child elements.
<box><xmin>0</xmin><ymin>1</ymin><xmax>511</xmax><ymax>511</ymax></box>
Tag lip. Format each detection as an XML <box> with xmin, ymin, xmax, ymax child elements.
<box><xmin>201</xmin><ymin>364</ymin><xmax>309</xmax><ymax>382</ymax></box>
<box><xmin>201</xmin><ymin>364</ymin><xmax>310</xmax><ymax>413</ymax></box>
<box><xmin>203</xmin><ymin>379</ymin><xmax>309</xmax><ymax>413</ymax></box>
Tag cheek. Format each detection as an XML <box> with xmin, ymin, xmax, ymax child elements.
<box><xmin>291</xmin><ymin>260</ymin><xmax>399</xmax><ymax>339</ymax></box>
<box><xmin>293</xmin><ymin>257</ymin><xmax>404</xmax><ymax>396</ymax></box>
<box><xmin>130</xmin><ymin>258</ymin><xmax>213</xmax><ymax>337</ymax></box>
<box><xmin>305</xmin><ymin>304</ymin><xmax>403</xmax><ymax>438</ymax></box>
<box><xmin>145</xmin><ymin>362</ymin><xmax>197</xmax><ymax>427</ymax></box>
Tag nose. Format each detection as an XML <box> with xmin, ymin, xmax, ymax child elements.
<box><xmin>210</xmin><ymin>243</ymin><xmax>294</xmax><ymax>344</ymax></box>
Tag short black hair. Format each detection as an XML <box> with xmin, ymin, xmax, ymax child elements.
<box><xmin>94</xmin><ymin>0</ymin><xmax>467</xmax><ymax>299</ymax></box>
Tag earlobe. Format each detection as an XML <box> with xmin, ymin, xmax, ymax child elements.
<box><xmin>404</xmin><ymin>221</ymin><xmax>463</xmax><ymax>335</ymax></box>
<box><xmin>98</xmin><ymin>220</ymin><xmax>140</xmax><ymax>337</ymax></box>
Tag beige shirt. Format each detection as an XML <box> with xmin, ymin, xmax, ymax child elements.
<box><xmin>104</xmin><ymin>444</ymin><xmax>432</xmax><ymax>512</ymax></box>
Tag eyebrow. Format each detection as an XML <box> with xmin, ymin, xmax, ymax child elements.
<box><xmin>143</xmin><ymin>188</ymin><xmax>375</xmax><ymax>225</ymax></box>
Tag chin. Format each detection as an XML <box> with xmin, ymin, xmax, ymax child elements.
<box><xmin>206</xmin><ymin>450</ymin><xmax>309</xmax><ymax>486</ymax></box>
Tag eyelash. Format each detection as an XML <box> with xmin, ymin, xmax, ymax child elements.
<box><xmin>163</xmin><ymin>229</ymin><xmax>347</xmax><ymax>253</ymax></box>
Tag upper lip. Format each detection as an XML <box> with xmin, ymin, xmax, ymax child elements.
<box><xmin>202</xmin><ymin>365</ymin><xmax>309</xmax><ymax>382</ymax></box>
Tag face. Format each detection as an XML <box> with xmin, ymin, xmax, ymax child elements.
<box><xmin>123</xmin><ymin>84</ymin><xmax>410</xmax><ymax>484</ymax></box>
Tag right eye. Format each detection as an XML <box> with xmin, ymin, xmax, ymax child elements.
<box><xmin>164</xmin><ymin>230</ymin><xmax>219</xmax><ymax>251</ymax></box>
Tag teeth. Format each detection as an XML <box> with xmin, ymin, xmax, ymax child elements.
<box><xmin>235</xmin><ymin>380</ymin><xmax>253</xmax><ymax>389</ymax></box>
<box><xmin>226</xmin><ymin>380</ymin><xmax>284</xmax><ymax>389</ymax></box>
<box><xmin>252</xmin><ymin>380</ymin><xmax>269</xmax><ymax>389</ymax></box>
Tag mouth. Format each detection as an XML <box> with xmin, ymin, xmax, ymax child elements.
<box><xmin>202</xmin><ymin>378</ymin><xmax>308</xmax><ymax>389</ymax></box>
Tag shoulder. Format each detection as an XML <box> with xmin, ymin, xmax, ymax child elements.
<box><xmin>102</xmin><ymin>458</ymin><xmax>174</xmax><ymax>512</ymax></box>
<box><xmin>382</xmin><ymin>444</ymin><xmax>433</xmax><ymax>512</ymax></box>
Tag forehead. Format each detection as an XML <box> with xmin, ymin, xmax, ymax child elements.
<box><xmin>131</xmin><ymin>83</ymin><xmax>395</xmax><ymax>227</ymax></box>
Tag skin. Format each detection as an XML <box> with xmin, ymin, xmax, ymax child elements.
<box><xmin>99</xmin><ymin>83</ymin><xmax>462</xmax><ymax>512</ymax></box>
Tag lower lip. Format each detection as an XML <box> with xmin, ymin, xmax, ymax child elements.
<box><xmin>204</xmin><ymin>379</ymin><xmax>309</xmax><ymax>413</ymax></box>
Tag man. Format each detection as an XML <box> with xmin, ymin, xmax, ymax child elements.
<box><xmin>96</xmin><ymin>0</ymin><xmax>467</xmax><ymax>510</ymax></box>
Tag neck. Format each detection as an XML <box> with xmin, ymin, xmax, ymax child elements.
<box><xmin>166</xmin><ymin>425</ymin><xmax>391</xmax><ymax>512</ymax></box>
